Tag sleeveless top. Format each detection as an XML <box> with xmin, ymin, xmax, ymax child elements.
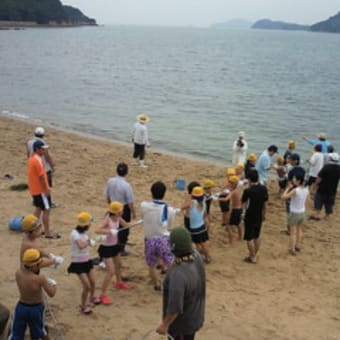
<box><xmin>290</xmin><ymin>187</ymin><xmax>308</xmax><ymax>214</ymax></box>
<box><xmin>189</xmin><ymin>200</ymin><xmax>205</xmax><ymax>229</ymax></box>
<box><xmin>103</xmin><ymin>217</ymin><xmax>119</xmax><ymax>246</ymax></box>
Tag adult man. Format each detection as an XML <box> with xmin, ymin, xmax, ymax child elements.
<box><xmin>157</xmin><ymin>227</ymin><xmax>206</xmax><ymax>339</ymax></box>
<box><xmin>302</xmin><ymin>133</ymin><xmax>330</xmax><ymax>153</ymax></box>
<box><xmin>307</xmin><ymin>144</ymin><xmax>324</xmax><ymax>190</ymax></box>
<box><xmin>131</xmin><ymin>114</ymin><xmax>150</xmax><ymax>168</ymax></box>
<box><xmin>27</xmin><ymin>140</ymin><xmax>60</xmax><ymax>239</ymax></box>
<box><xmin>9</xmin><ymin>248</ymin><xmax>57</xmax><ymax>340</ymax></box>
<box><xmin>310</xmin><ymin>152</ymin><xmax>340</xmax><ymax>221</ymax></box>
<box><xmin>104</xmin><ymin>162</ymin><xmax>136</xmax><ymax>256</ymax></box>
<box><xmin>256</xmin><ymin>144</ymin><xmax>278</xmax><ymax>185</ymax></box>
<box><xmin>141</xmin><ymin>181</ymin><xmax>180</xmax><ymax>290</ymax></box>
<box><xmin>27</xmin><ymin>127</ymin><xmax>55</xmax><ymax>188</ymax></box>
<box><xmin>241</xmin><ymin>170</ymin><xmax>268</xmax><ymax>264</ymax></box>
<box><xmin>232</xmin><ymin>131</ymin><xmax>248</xmax><ymax>165</ymax></box>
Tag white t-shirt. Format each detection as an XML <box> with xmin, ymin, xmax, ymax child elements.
<box><xmin>70</xmin><ymin>229</ymin><xmax>90</xmax><ymax>262</ymax></box>
<box><xmin>140</xmin><ymin>201</ymin><xmax>178</xmax><ymax>239</ymax></box>
<box><xmin>309</xmin><ymin>152</ymin><xmax>324</xmax><ymax>178</ymax></box>
<box><xmin>290</xmin><ymin>187</ymin><xmax>309</xmax><ymax>214</ymax></box>
<box><xmin>132</xmin><ymin>122</ymin><xmax>149</xmax><ymax>145</ymax></box>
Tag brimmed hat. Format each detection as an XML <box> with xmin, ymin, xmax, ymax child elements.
<box><xmin>318</xmin><ymin>133</ymin><xmax>326</xmax><ymax>140</ymax></box>
<box><xmin>22</xmin><ymin>248</ymin><xmax>43</xmax><ymax>267</ymax></box>
<box><xmin>137</xmin><ymin>114</ymin><xmax>150</xmax><ymax>123</ymax></box>
<box><xmin>291</xmin><ymin>153</ymin><xmax>300</xmax><ymax>163</ymax></box>
<box><xmin>247</xmin><ymin>153</ymin><xmax>257</xmax><ymax>161</ymax></box>
<box><xmin>277</xmin><ymin>155</ymin><xmax>284</xmax><ymax>164</ymax></box>
<box><xmin>226</xmin><ymin>168</ymin><xmax>236</xmax><ymax>176</ymax></box>
<box><xmin>34</xmin><ymin>127</ymin><xmax>45</xmax><ymax>136</ymax></box>
<box><xmin>288</xmin><ymin>140</ymin><xmax>296</xmax><ymax>147</ymax></box>
<box><xmin>203</xmin><ymin>179</ymin><xmax>215</xmax><ymax>189</ymax></box>
<box><xmin>191</xmin><ymin>186</ymin><xmax>204</xmax><ymax>197</ymax></box>
<box><xmin>329</xmin><ymin>152</ymin><xmax>339</xmax><ymax>163</ymax></box>
<box><xmin>22</xmin><ymin>214</ymin><xmax>41</xmax><ymax>232</ymax></box>
<box><xmin>228</xmin><ymin>175</ymin><xmax>239</xmax><ymax>184</ymax></box>
<box><xmin>109</xmin><ymin>201</ymin><xmax>123</xmax><ymax>214</ymax></box>
<box><xmin>238</xmin><ymin>131</ymin><xmax>245</xmax><ymax>138</ymax></box>
<box><xmin>77</xmin><ymin>212</ymin><xmax>94</xmax><ymax>227</ymax></box>
<box><xmin>236</xmin><ymin>162</ymin><xmax>244</xmax><ymax>169</ymax></box>
<box><xmin>170</xmin><ymin>227</ymin><xmax>192</xmax><ymax>255</ymax></box>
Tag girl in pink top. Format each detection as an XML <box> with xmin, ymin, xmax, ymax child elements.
<box><xmin>96</xmin><ymin>201</ymin><xmax>131</xmax><ymax>305</ymax></box>
<box><xmin>67</xmin><ymin>212</ymin><xmax>101</xmax><ymax>315</ymax></box>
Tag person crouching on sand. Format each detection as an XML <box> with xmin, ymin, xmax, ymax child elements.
<box><xmin>96</xmin><ymin>201</ymin><xmax>131</xmax><ymax>305</ymax></box>
<box><xmin>9</xmin><ymin>248</ymin><xmax>57</xmax><ymax>340</ymax></box>
<box><xmin>181</xmin><ymin>186</ymin><xmax>211</xmax><ymax>264</ymax></box>
<box><xmin>67</xmin><ymin>212</ymin><xmax>101</xmax><ymax>315</ymax></box>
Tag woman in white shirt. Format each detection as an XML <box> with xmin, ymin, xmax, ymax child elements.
<box><xmin>282</xmin><ymin>174</ymin><xmax>309</xmax><ymax>256</ymax></box>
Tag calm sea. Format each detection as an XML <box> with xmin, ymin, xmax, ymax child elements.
<box><xmin>0</xmin><ymin>25</ymin><xmax>339</xmax><ymax>164</ymax></box>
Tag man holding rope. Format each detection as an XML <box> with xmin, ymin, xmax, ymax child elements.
<box><xmin>156</xmin><ymin>227</ymin><xmax>206</xmax><ymax>340</ymax></box>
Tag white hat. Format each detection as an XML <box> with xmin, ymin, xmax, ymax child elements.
<box><xmin>329</xmin><ymin>152</ymin><xmax>339</xmax><ymax>163</ymax></box>
<box><xmin>238</xmin><ymin>131</ymin><xmax>245</xmax><ymax>138</ymax></box>
<box><xmin>34</xmin><ymin>127</ymin><xmax>45</xmax><ymax>136</ymax></box>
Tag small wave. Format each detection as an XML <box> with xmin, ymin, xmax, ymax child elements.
<box><xmin>1</xmin><ymin>110</ymin><xmax>30</xmax><ymax>120</ymax></box>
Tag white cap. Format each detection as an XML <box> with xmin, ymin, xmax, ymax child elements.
<box><xmin>329</xmin><ymin>152</ymin><xmax>339</xmax><ymax>163</ymax></box>
<box><xmin>34</xmin><ymin>127</ymin><xmax>45</xmax><ymax>136</ymax></box>
<box><xmin>238</xmin><ymin>131</ymin><xmax>245</xmax><ymax>138</ymax></box>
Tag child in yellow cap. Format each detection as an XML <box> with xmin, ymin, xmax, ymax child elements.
<box><xmin>67</xmin><ymin>212</ymin><xmax>101</xmax><ymax>314</ymax></box>
<box><xmin>96</xmin><ymin>201</ymin><xmax>132</xmax><ymax>305</ymax></box>
<box><xmin>181</xmin><ymin>186</ymin><xmax>211</xmax><ymax>263</ymax></box>
<box><xmin>20</xmin><ymin>214</ymin><xmax>64</xmax><ymax>269</ymax></box>
<box><xmin>245</xmin><ymin>153</ymin><xmax>257</xmax><ymax>180</ymax></box>
<box><xmin>202</xmin><ymin>179</ymin><xmax>215</xmax><ymax>229</ymax></box>
<box><xmin>218</xmin><ymin>168</ymin><xmax>235</xmax><ymax>227</ymax></box>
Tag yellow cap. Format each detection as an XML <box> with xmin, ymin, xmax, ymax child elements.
<box><xmin>226</xmin><ymin>168</ymin><xmax>236</xmax><ymax>176</ymax></box>
<box><xmin>288</xmin><ymin>140</ymin><xmax>296</xmax><ymax>147</ymax></box>
<box><xmin>247</xmin><ymin>153</ymin><xmax>257</xmax><ymax>161</ymax></box>
<box><xmin>21</xmin><ymin>214</ymin><xmax>41</xmax><ymax>232</ymax></box>
<box><xmin>277</xmin><ymin>155</ymin><xmax>284</xmax><ymax>164</ymax></box>
<box><xmin>22</xmin><ymin>248</ymin><xmax>43</xmax><ymax>267</ymax></box>
<box><xmin>228</xmin><ymin>175</ymin><xmax>239</xmax><ymax>184</ymax></box>
<box><xmin>203</xmin><ymin>179</ymin><xmax>215</xmax><ymax>189</ymax></box>
<box><xmin>109</xmin><ymin>201</ymin><xmax>123</xmax><ymax>214</ymax></box>
<box><xmin>77</xmin><ymin>212</ymin><xmax>94</xmax><ymax>227</ymax></box>
<box><xmin>191</xmin><ymin>186</ymin><xmax>204</xmax><ymax>197</ymax></box>
<box><xmin>236</xmin><ymin>162</ymin><xmax>245</xmax><ymax>169</ymax></box>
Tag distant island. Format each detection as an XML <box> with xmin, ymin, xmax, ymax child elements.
<box><xmin>210</xmin><ymin>19</ymin><xmax>253</xmax><ymax>30</ymax></box>
<box><xmin>0</xmin><ymin>0</ymin><xmax>96</xmax><ymax>28</ymax></box>
<box><xmin>310</xmin><ymin>12</ymin><xmax>340</xmax><ymax>33</ymax></box>
<box><xmin>212</xmin><ymin>11</ymin><xmax>340</xmax><ymax>34</ymax></box>
<box><xmin>251</xmin><ymin>19</ymin><xmax>309</xmax><ymax>31</ymax></box>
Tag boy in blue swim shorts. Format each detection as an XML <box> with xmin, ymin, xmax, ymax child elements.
<box><xmin>9</xmin><ymin>248</ymin><xmax>57</xmax><ymax>340</ymax></box>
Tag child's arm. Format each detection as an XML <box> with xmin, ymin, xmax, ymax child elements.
<box><xmin>281</xmin><ymin>185</ymin><xmax>296</xmax><ymax>200</ymax></box>
<box><xmin>41</xmin><ymin>275</ymin><xmax>57</xmax><ymax>298</ymax></box>
<box><xmin>219</xmin><ymin>190</ymin><xmax>233</xmax><ymax>202</ymax></box>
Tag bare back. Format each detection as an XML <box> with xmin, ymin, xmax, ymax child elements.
<box><xmin>231</xmin><ymin>187</ymin><xmax>242</xmax><ymax>209</ymax></box>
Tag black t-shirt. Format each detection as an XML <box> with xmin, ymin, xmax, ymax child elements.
<box><xmin>242</xmin><ymin>183</ymin><xmax>268</xmax><ymax>222</ymax></box>
<box><xmin>317</xmin><ymin>164</ymin><xmax>340</xmax><ymax>195</ymax></box>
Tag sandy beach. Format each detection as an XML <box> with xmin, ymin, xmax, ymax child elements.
<box><xmin>0</xmin><ymin>115</ymin><xmax>339</xmax><ymax>340</ymax></box>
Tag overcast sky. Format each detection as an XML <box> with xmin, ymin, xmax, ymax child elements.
<box><xmin>63</xmin><ymin>0</ymin><xmax>340</xmax><ymax>27</ymax></box>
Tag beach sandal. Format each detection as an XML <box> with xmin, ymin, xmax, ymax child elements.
<box><xmin>204</xmin><ymin>257</ymin><xmax>211</xmax><ymax>264</ymax></box>
<box><xmin>99</xmin><ymin>295</ymin><xmax>112</xmax><ymax>305</ymax></box>
<box><xmin>288</xmin><ymin>249</ymin><xmax>297</xmax><ymax>256</ymax></box>
<box><xmin>91</xmin><ymin>297</ymin><xmax>102</xmax><ymax>305</ymax></box>
<box><xmin>154</xmin><ymin>282</ymin><xmax>162</xmax><ymax>291</ymax></box>
<box><xmin>243</xmin><ymin>256</ymin><xmax>256</xmax><ymax>264</ymax></box>
<box><xmin>114</xmin><ymin>281</ymin><xmax>130</xmax><ymax>289</ymax></box>
<box><xmin>309</xmin><ymin>216</ymin><xmax>321</xmax><ymax>221</ymax></box>
<box><xmin>80</xmin><ymin>306</ymin><xmax>92</xmax><ymax>315</ymax></box>
<box><xmin>44</xmin><ymin>233</ymin><xmax>61</xmax><ymax>239</ymax></box>
<box><xmin>295</xmin><ymin>246</ymin><xmax>302</xmax><ymax>252</ymax></box>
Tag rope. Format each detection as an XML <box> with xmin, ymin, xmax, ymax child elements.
<box><xmin>141</xmin><ymin>328</ymin><xmax>174</xmax><ymax>340</ymax></box>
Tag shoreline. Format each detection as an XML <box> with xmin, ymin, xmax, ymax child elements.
<box><xmin>0</xmin><ymin>20</ymin><xmax>98</xmax><ymax>30</ymax></box>
<box><xmin>0</xmin><ymin>112</ymin><xmax>230</xmax><ymax>167</ymax></box>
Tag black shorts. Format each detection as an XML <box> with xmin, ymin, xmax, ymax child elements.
<box><xmin>229</xmin><ymin>209</ymin><xmax>242</xmax><ymax>226</ymax></box>
<box><xmin>188</xmin><ymin>225</ymin><xmax>209</xmax><ymax>244</ymax></box>
<box><xmin>184</xmin><ymin>216</ymin><xmax>190</xmax><ymax>230</ymax></box>
<box><xmin>219</xmin><ymin>198</ymin><xmax>230</xmax><ymax>213</ymax></box>
<box><xmin>32</xmin><ymin>194</ymin><xmax>51</xmax><ymax>210</ymax></box>
<box><xmin>98</xmin><ymin>245</ymin><xmax>121</xmax><ymax>258</ymax></box>
<box><xmin>67</xmin><ymin>260</ymin><xmax>93</xmax><ymax>274</ymax></box>
<box><xmin>244</xmin><ymin>220</ymin><xmax>262</xmax><ymax>241</ymax></box>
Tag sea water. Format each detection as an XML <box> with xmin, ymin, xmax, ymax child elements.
<box><xmin>0</xmin><ymin>25</ymin><xmax>339</xmax><ymax>164</ymax></box>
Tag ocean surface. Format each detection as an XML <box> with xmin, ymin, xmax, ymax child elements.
<box><xmin>0</xmin><ymin>25</ymin><xmax>339</xmax><ymax>164</ymax></box>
